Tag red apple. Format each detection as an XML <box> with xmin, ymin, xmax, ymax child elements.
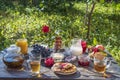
<box><xmin>92</xmin><ymin>47</ymin><xmax>99</xmax><ymax>53</ymax></box>
<box><xmin>92</xmin><ymin>45</ymin><xmax>105</xmax><ymax>54</ymax></box>
<box><xmin>81</xmin><ymin>40</ymin><xmax>87</xmax><ymax>53</ymax></box>
<box><xmin>96</xmin><ymin>45</ymin><xmax>105</xmax><ymax>51</ymax></box>
<box><xmin>44</xmin><ymin>57</ymin><xmax>54</xmax><ymax>67</ymax></box>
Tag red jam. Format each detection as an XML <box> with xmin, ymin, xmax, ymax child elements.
<box><xmin>78</xmin><ymin>55</ymin><xmax>90</xmax><ymax>67</ymax></box>
<box><xmin>78</xmin><ymin>60</ymin><xmax>90</xmax><ymax>66</ymax></box>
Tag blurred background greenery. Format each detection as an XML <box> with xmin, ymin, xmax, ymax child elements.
<box><xmin>0</xmin><ymin>0</ymin><xmax>120</xmax><ymax>64</ymax></box>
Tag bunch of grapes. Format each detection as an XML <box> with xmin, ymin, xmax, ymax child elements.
<box><xmin>31</xmin><ymin>44</ymin><xmax>52</xmax><ymax>58</ymax></box>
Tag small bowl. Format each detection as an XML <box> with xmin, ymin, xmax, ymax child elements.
<box><xmin>51</xmin><ymin>53</ymin><xmax>64</xmax><ymax>63</ymax></box>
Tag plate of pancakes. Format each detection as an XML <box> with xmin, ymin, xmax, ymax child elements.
<box><xmin>51</xmin><ymin>62</ymin><xmax>77</xmax><ymax>75</ymax></box>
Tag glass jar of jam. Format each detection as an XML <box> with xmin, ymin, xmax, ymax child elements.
<box><xmin>78</xmin><ymin>54</ymin><xmax>90</xmax><ymax>67</ymax></box>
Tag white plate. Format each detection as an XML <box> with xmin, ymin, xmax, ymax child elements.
<box><xmin>51</xmin><ymin>63</ymin><xmax>77</xmax><ymax>75</ymax></box>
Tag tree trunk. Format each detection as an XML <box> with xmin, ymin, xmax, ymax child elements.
<box><xmin>84</xmin><ymin>2</ymin><xmax>88</xmax><ymax>27</ymax></box>
<box><xmin>86</xmin><ymin>2</ymin><xmax>96</xmax><ymax>40</ymax></box>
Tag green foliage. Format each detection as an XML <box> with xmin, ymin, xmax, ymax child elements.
<box><xmin>100</xmin><ymin>0</ymin><xmax>104</xmax><ymax>3</ymax></box>
<box><xmin>0</xmin><ymin>1</ymin><xmax>120</xmax><ymax>64</ymax></box>
<box><xmin>93</xmin><ymin>37</ymin><xmax>98</xmax><ymax>46</ymax></box>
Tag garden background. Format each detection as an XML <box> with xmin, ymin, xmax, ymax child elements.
<box><xmin>0</xmin><ymin>0</ymin><xmax>120</xmax><ymax>64</ymax></box>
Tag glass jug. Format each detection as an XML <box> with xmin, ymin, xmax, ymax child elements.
<box><xmin>70</xmin><ymin>39</ymin><xmax>83</xmax><ymax>56</ymax></box>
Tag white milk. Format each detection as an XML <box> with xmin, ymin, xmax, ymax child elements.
<box><xmin>70</xmin><ymin>45</ymin><xmax>83</xmax><ymax>56</ymax></box>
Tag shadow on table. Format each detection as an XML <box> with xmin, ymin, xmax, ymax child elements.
<box><xmin>5</xmin><ymin>68</ymin><xmax>51</xmax><ymax>78</ymax></box>
<box><xmin>55</xmin><ymin>71</ymin><xmax>81</xmax><ymax>79</ymax></box>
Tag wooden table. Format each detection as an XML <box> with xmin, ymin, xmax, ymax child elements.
<box><xmin>0</xmin><ymin>49</ymin><xmax>120</xmax><ymax>80</ymax></box>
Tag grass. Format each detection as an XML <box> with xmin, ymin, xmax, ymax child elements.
<box><xmin>0</xmin><ymin>2</ymin><xmax>120</xmax><ymax>64</ymax></box>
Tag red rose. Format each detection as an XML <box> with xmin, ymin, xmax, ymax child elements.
<box><xmin>42</xmin><ymin>25</ymin><xmax>50</xmax><ymax>33</ymax></box>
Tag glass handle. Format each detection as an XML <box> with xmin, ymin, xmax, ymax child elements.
<box><xmin>106</xmin><ymin>60</ymin><xmax>111</xmax><ymax>69</ymax></box>
<box><xmin>26</xmin><ymin>60</ymin><xmax>31</xmax><ymax>71</ymax></box>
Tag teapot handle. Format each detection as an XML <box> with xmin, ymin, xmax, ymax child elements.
<box><xmin>17</xmin><ymin>47</ymin><xmax>21</xmax><ymax>53</ymax></box>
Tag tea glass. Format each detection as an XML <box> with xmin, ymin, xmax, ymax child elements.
<box><xmin>16</xmin><ymin>39</ymin><xmax>28</xmax><ymax>55</ymax></box>
<box><xmin>94</xmin><ymin>57</ymin><xmax>111</xmax><ymax>73</ymax></box>
<box><xmin>27</xmin><ymin>54</ymin><xmax>41</xmax><ymax>76</ymax></box>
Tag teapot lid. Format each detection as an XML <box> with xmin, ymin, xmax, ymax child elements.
<box><xmin>6</xmin><ymin>44</ymin><xmax>21</xmax><ymax>53</ymax></box>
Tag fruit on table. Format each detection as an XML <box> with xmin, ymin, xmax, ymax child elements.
<box><xmin>88</xmin><ymin>45</ymin><xmax>94</xmax><ymax>53</ymax></box>
<box><xmin>92</xmin><ymin>45</ymin><xmax>105</xmax><ymax>53</ymax></box>
<box><xmin>92</xmin><ymin>47</ymin><xmax>99</xmax><ymax>53</ymax></box>
<box><xmin>31</xmin><ymin>44</ymin><xmax>52</xmax><ymax>58</ymax></box>
<box><xmin>89</xmin><ymin>45</ymin><xmax>107</xmax><ymax>59</ymax></box>
<box><xmin>44</xmin><ymin>57</ymin><xmax>54</xmax><ymax>67</ymax></box>
<box><xmin>94</xmin><ymin>52</ymin><xmax>107</xmax><ymax>60</ymax></box>
<box><xmin>96</xmin><ymin>45</ymin><xmax>105</xmax><ymax>51</ymax></box>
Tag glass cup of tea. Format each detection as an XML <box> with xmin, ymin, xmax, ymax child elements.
<box><xmin>27</xmin><ymin>54</ymin><xmax>41</xmax><ymax>76</ymax></box>
<box><xmin>16</xmin><ymin>39</ymin><xmax>28</xmax><ymax>55</ymax></box>
<box><xmin>94</xmin><ymin>57</ymin><xmax>111</xmax><ymax>73</ymax></box>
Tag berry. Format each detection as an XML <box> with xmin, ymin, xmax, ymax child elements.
<box><xmin>44</xmin><ymin>57</ymin><xmax>54</xmax><ymax>67</ymax></box>
<box><xmin>31</xmin><ymin>44</ymin><xmax>52</xmax><ymax>58</ymax></box>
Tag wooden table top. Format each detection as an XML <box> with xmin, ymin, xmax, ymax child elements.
<box><xmin>0</xmin><ymin>49</ymin><xmax>120</xmax><ymax>80</ymax></box>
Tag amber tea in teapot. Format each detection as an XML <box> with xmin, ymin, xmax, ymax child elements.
<box><xmin>3</xmin><ymin>45</ymin><xmax>24</xmax><ymax>69</ymax></box>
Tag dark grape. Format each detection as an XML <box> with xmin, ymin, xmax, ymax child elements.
<box><xmin>31</xmin><ymin>44</ymin><xmax>52</xmax><ymax>58</ymax></box>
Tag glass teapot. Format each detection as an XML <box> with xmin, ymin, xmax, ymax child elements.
<box><xmin>3</xmin><ymin>45</ymin><xmax>24</xmax><ymax>69</ymax></box>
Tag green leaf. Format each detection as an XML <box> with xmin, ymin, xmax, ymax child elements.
<box><xmin>100</xmin><ymin>0</ymin><xmax>104</xmax><ymax>3</ymax></box>
<box><xmin>93</xmin><ymin>37</ymin><xmax>98</xmax><ymax>45</ymax></box>
<box><xmin>22</xmin><ymin>34</ymin><xmax>26</xmax><ymax>38</ymax></box>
